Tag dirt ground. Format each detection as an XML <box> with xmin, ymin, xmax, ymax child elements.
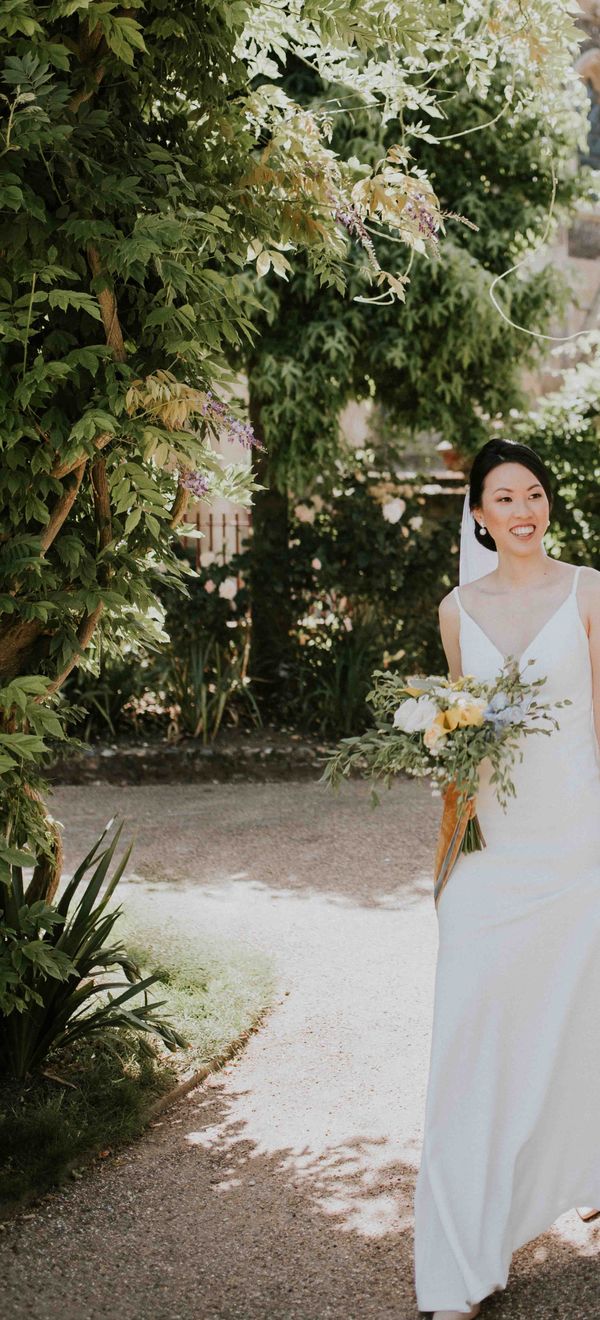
<box><xmin>1</xmin><ymin>780</ymin><xmax>599</xmax><ymax>1320</ymax></box>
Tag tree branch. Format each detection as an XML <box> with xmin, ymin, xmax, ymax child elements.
<box><xmin>0</xmin><ymin>620</ymin><xmax>46</xmax><ymax>683</ymax></box>
<box><xmin>67</xmin><ymin>22</ymin><xmax>106</xmax><ymax>114</ymax></box>
<box><xmin>34</xmin><ymin>461</ymin><xmax>112</xmax><ymax>698</ymax></box>
<box><xmin>50</xmin><ymin>431</ymin><xmax>113</xmax><ymax>480</ymax></box>
<box><xmin>39</xmin><ymin>462</ymin><xmax>86</xmax><ymax>554</ymax></box>
<box><xmin>87</xmin><ymin>244</ymin><xmax>127</xmax><ymax>362</ymax></box>
<box><xmin>169</xmin><ymin>481</ymin><xmax>191</xmax><ymax>528</ymax></box>
<box><xmin>23</xmin><ymin>790</ymin><xmax>64</xmax><ymax>906</ymax></box>
<box><xmin>91</xmin><ymin>456</ymin><xmax>112</xmax><ymax>559</ymax></box>
<box><xmin>43</xmin><ymin>602</ymin><xmax>104</xmax><ymax>697</ymax></box>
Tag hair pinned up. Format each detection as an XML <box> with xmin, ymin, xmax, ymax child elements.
<box><xmin>468</xmin><ymin>438</ymin><xmax>554</xmax><ymax>553</ymax></box>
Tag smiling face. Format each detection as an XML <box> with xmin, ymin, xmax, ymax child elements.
<box><xmin>473</xmin><ymin>461</ymin><xmax>551</xmax><ymax>553</ymax></box>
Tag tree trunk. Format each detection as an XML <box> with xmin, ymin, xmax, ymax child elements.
<box><xmin>247</xmin><ymin>387</ymin><xmax>292</xmax><ymax>711</ymax></box>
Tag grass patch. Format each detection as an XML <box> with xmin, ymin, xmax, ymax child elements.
<box><xmin>0</xmin><ymin>1030</ymin><xmax>173</xmax><ymax>1209</ymax></box>
<box><xmin>119</xmin><ymin>909</ymin><xmax>277</xmax><ymax>1074</ymax></box>
<box><xmin>0</xmin><ymin>916</ymin><xmax>276</xmax><ymax>1213</ymax></box>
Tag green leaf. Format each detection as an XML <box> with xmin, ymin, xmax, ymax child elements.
<box><xmin>0</xmin><ymin>846</ymin><xmax>35</xmax><ymax>868</ymax></box>
<box><xmin>0</xmin><ymin>733</ymin><xmax>47</xmax><ymax>760</ymax></box>
<box><xmin>48</xmin><ymin>290</ymin><xmax>102</xmax><ymax>321</ymax></box>
<box><xmin>124</xmin><ymin>507</ymin><xmax>142</xmax><ymax>533</ymax></box>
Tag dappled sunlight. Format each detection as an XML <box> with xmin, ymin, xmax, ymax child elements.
<box><xmin>281</xmin><ymin>1138</ymin><xmax>417</xmax><ymax>1237</ymax></box>
<box><xmin>176</xmin><ymin>1074</ymin><xmax>600</xmax><ymax>1320</ymax></box>
<box><xmin>184</xmin><ymin>1114</ymin><xmax>417</xmax><ymax>1241</ymax></box>
<box><xmin>183</xmin><ymin>1075</ymin><xmax>421</xmax><ymax>1244</ymax></box>
<box><xmin>122</xmin><ymin>867</ymin><xmax>433</xmax><ymax>911</ymax></box>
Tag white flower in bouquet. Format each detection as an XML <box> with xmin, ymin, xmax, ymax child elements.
<box><xmin>393</xmin><ymin>695</ymin><xmax>439</xmax><ymax>732</ymax></box>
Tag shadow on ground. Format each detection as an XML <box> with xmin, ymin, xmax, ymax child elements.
<box><xmin>1</xmin><ymin>1077</ymin><xmax>599</xmax><ymax>1320</ymax></box>
<box><xmin>49</xmin><ymin>779</ymin><xmax>436</xmax><ymax>910</ymax></box>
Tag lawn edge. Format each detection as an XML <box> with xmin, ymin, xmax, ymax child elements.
<box><xmin>147</xmin><ymin>998</ymin><xmax>273</xmax><ymax>1118</ymax></box>
<box><xmin>0</xmin><ymin>998</ymin><xmax>274</xmax><ymax>1225</ymax></box>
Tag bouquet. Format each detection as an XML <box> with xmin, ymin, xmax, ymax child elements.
<box><xmin>321</xmin><ymin>658</ymin><xmax>570</xmax><ymax>906</ymax></box>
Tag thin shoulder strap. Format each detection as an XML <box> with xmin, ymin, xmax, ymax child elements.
<box><xmin>452</xmin><ymin>584</ymin><xmax>463</xmax><ymax>611</ymax></box>
<box><xmin>571</xmin><ymin>565</ymin><xmax>582</xmax><ymax>597</ymax></box>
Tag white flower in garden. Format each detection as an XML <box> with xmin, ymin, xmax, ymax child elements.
<box><xmin>294</xmin><ymin>503</ymin><xmax>315</xmax><ymax>523</ymax></box>
<box><xmin>382</xmin><ymin>498</ymin><xmax>406</xmax><ymax>524</ymax></box>
<box><xmin>409</xmin><ymin>515</ymin><xmax>423</xmax><ymax>531</ymax></box>
<box><xmin>312</xmin><ymin>557</ymin><xmax>322</xmax><ymax>570</ymax></box>
<box><xmin>393</xmin><ymin>695</ymin><xmax>439</xmax><ymax>732</ymax></box>
<box><xmin>218</xmin><ymin>576</ymin><xmax>238</xmax><ymax>600</ymax></box>
<box><xmin>204</xmin><ymin>579</ymin><xmax>216</xmax><ymax>594</ymax></box>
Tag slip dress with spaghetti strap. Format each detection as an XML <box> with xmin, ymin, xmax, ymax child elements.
<box><xmin>413</xmin><ymin>564</ymin><xmax>600</xmax><ymax>1313</ymax></box>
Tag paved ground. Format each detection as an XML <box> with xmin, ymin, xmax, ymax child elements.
<box><xmin>1</xmin><ymin>781</ymin><xmax>599</xmax><ymax>1320</ymax></box>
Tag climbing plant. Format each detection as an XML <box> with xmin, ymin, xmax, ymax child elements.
<box><xmin>0</xmin><ymin>0</ymin><xmax>588</xmax><ymax>889</ymax></box>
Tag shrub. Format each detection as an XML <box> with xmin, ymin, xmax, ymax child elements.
<box><xmin>0</xmin><ymin>821</ymin><xmax>186</xmax><ymax>1081</ymax></box>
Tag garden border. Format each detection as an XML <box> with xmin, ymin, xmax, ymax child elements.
<box><xmin>0</xmin><ymin>1000</ymin><xmax>275</xmax><ymax>1224</ymax></box>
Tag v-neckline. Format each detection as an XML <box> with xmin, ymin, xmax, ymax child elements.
<box><xmin>457</xmin><ymin>571</ymin><xmax>578</xmax><ymax>666</ymax></box>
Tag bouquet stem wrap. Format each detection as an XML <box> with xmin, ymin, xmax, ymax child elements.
<box><xmin>433</xmin><ymin>782</ymin><xmax>485</xmax><ymax>907</ymax></box>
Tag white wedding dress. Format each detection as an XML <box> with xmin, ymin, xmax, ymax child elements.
<box><xmin>414</xmin><ymin>564</ymin><xmax>600</xmax><ymax>1314</ymax></box>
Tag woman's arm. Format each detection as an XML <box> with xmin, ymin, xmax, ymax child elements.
<box><xmin>582</xmin><ymin>567</ymin><xmax>600</xmax><ymax>751</ymax></box>
<box><xmin>438</xmin><ymin>591</ymin><xmax>462</xmax><ymax>682</ymax></box>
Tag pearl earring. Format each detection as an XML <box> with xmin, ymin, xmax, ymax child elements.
<box><xmin>479</xmin><ymin>522</ymin><xmax>486</xmax><ymax>533</ymax></box>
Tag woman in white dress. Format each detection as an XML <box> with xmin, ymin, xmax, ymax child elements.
<box><xmin>413</xmin><ymin>437</ymin><xmax>600</xmax><ymax>1318</ymax></box>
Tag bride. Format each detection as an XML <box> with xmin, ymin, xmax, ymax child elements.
<box><xmin>413</xmin><ymin>437</ymin><xmax>600</xmax><ymax>1318</ymax></box>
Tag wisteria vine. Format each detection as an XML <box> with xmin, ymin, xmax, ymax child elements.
<box><xmin>178</xmin><ymin>392</ymin><xmax>265</xmax><ymax>500</ymax></box>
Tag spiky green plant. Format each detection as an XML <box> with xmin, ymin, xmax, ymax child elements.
<box><xmin>0</xmin><ymin>820</ymin><xmax>187</xmax><ymax>1080</ymax></box>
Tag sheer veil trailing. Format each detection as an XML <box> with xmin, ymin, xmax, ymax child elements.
<box><xmin>458</xmin><ymin>489</ymin><xmax>498</xmax><ymax>585</ymax></box>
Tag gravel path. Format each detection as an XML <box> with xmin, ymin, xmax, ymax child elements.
<box><xmin>1</xmin><ymin>781</ymin><xmax>599</xmax><ymax>1320</ymax></box>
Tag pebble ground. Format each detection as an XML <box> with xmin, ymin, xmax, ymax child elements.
<box><xmin>1</xmin><ymin>781</ymin><xmax>598</xmax><ymax>1319</ymax></box>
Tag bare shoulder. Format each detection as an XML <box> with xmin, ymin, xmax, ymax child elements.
<box><xmin>438</xmin><ymin>589</ymin><xmax>461</xmax><ymax>657</ymax></box>
<box><xmin>438</xmin><ymin>586</ymin><xmax>459</xmax><ymax>622</ymax></box>
<box><xmin>577</xmin><ymin>564</ymin><xmax>600</xmax><ymax>591</ymax></box>
<box><xmin>452</xmin><ymin>570</ymin><xmax>497</xmax><ymax>608</ymax></box>
<box><xmin>577</xmin><ymin>564</ymin><xmax>600</xmax><ymax>614</ymax></box>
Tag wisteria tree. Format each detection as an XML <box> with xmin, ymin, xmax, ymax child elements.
<box><xmin>242</xmin><ymin>17</ymin><xmax>594</xmax><ymax>692</ymax></box>
<box><xmin>0</xmin><ymin>0</ymin><xmax>587</xmax><ymax>897</ymax></box>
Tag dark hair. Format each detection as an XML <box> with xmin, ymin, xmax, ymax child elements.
<box><xmin>468</xmin><ymin>438</ymin><xmax>554</xmax><ymax>553</ymax></box>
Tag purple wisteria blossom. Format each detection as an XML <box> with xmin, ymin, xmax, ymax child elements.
<box><xmin>179</xmin><ymin>470</ymin><xmax>212</xmax><ymax>498</ymax></box>
<box><xmin>404</xmin><ymin>192</ymin><xmax>439</xmax><ymax>237</ymax></box>
<box><xmin>334</xmin><ymin>206</ymin><xmax>380</xmax><ymax>270</ymax></box>
<box><xmin>201</xmin><ymin>392</ymin><xmax>265</xmax><ymax>450</ymax></box>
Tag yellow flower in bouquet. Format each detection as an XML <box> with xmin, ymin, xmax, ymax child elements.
<box><xmin>423</xmin><ymin>697</ymin><xmax>486</xmax><ymax>753</ymax></box>
<box><xmin>435</xmin><ymin>698</ymin><xmax>487</xmax><ymax>732</ymax></box>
